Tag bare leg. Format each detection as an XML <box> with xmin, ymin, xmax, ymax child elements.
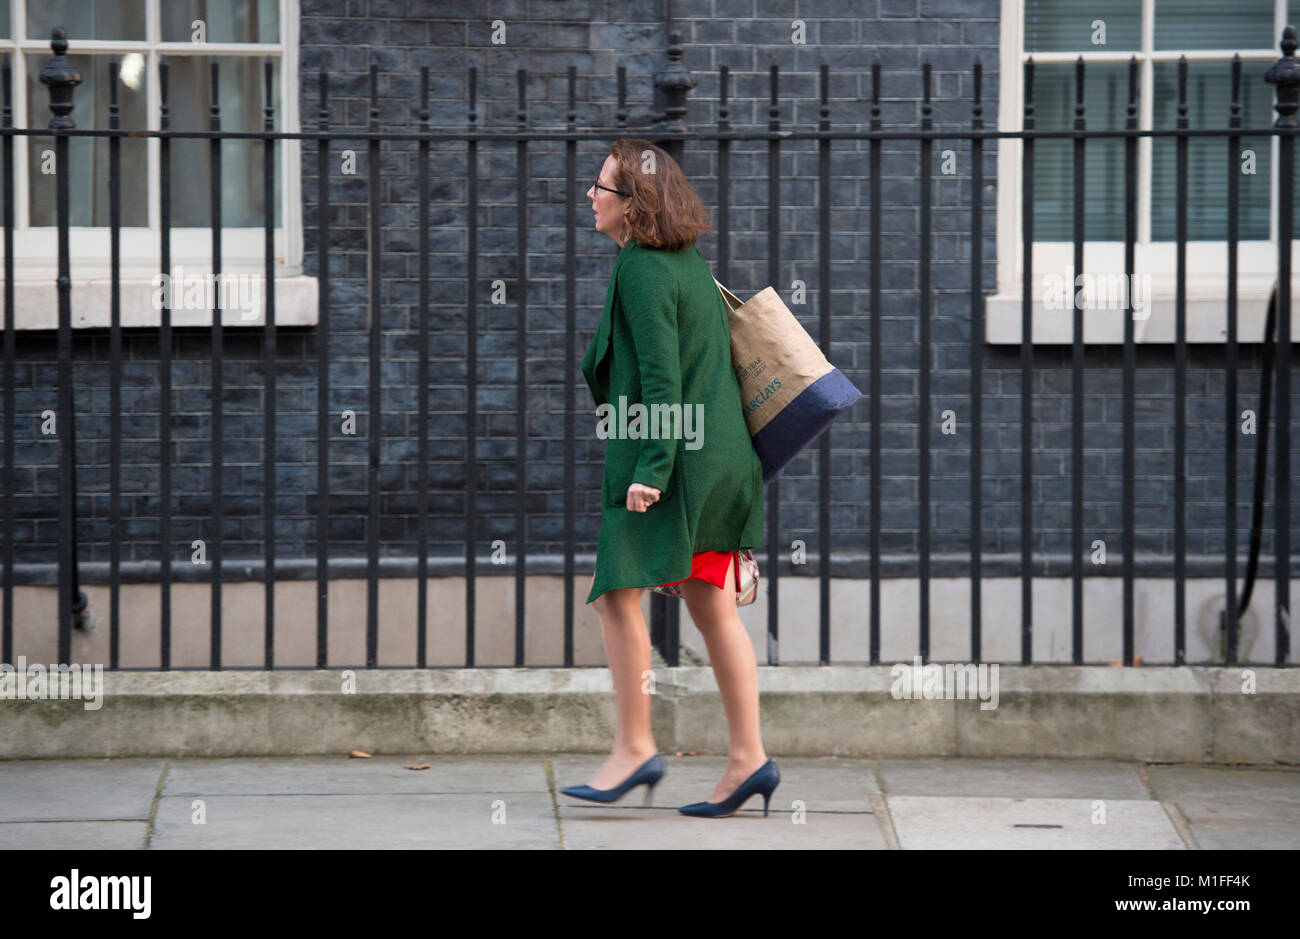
<box><xmin>583</xmin><ymin>571</ymin><xmax>659</xmax><ymax>789</ymax></box>
<box><xmin>679</xmin><ymin>558</ymin><xmax>768</xmax><ymax>803</ymax></box>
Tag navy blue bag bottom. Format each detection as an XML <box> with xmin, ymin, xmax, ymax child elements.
<box><xmin>751</xmin><ymin>368</ymin><xmax>862</xmax><ymax>484</ymax></box>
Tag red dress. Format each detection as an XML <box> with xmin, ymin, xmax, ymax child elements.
<box><xmin>656</xmin><ymin>550</ymin><xmax>737</xmax><ymax>591</ymax></box>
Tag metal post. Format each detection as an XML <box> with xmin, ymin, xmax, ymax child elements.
<box><xmin>39</xmin><ymin>28</ymin><xmax>85</xmax><ymax>661</ymax></box>
<box><xmin>649</xmin><ymin>30</ymin><xmax>694</xmax><ymax>666</ymax></box>
<box><xmin>1266</xmin><ymin>26</ymin><xmax>1297</xmax><ymax>665</ymax></box>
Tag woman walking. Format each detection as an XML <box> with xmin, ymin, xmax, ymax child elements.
<box><xmin>559</xmin><ymin>139</ymin><xmax>779</xmax><ymax>818</ymax></box>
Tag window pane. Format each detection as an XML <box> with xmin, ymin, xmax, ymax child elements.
<box><xmin>1031</xmin><ymin>63</ymin><xmax>1130</xmax><ymax>240</ymax></box>
<box><xmin>162</xmin><ymin>0</ymin><xmax>279</xmax><ymax>43</ymax></box>
<box><xmin>165</xmin><ymin>57</ymin><xmax>281</xmax><ymax>228</ymax></box>
<box><xmin>1025</xmin><ymin>0</ymin><xmax>1140</xmax><ymax>53</ymax></box>
<box><xmin>27</xmin><ymin>0</ymin><xmax>144</xmax><ymax>41</ymax></box>
<box><xmin>0</xmin><ymin>0</ymin><xmax>10</xmax><ymax>39</ymax></box>
<box><xmin>1151</xmin><ymin>60</ymin><xmax>1272</xmax><ymax>240</ymax></box>
<box><xmin>1154</xmin><ymin>0</ymin><xmax>1274</xmax><ymax>50</ymax></box>
<box><xmin>27</xmin><ymin>54</ymin><xmax>148</xmax><ymax>227</ymax></box>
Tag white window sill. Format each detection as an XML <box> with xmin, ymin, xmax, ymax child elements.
<box><xmin>985</xmin><ymin>277</ymin><xmax>1290</xmax><ymax>344</ymax></box>
<box><xmin>1</xmin><ymin>274</ymin><xmax>319</xmax><ymax>329</ymax></box>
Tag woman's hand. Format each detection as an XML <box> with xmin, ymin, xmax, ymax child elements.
<box><xmin>625</xmin><ymin>482</ymin><xmax>661</xmax><ymax>512</ymax></box>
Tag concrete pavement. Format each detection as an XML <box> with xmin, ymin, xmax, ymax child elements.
<box><xmin>1</xmin><ymin>753</ymin><xmax>1296</xmax><ymax>849</ymax></box>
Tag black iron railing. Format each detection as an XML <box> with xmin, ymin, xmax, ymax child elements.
<box><xmin>1</xmin><ymin>27</ymin><xmax>1296</xmax><ymax>670</ymax></box>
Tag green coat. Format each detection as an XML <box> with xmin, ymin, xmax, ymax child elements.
<box><xmin>580</xmin><ymin>239</ymin><xmax>765</xmax><ymax>603</ymax></box>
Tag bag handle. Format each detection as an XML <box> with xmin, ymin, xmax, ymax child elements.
<box><xmin>713</xmin><ymin>277</ymin><xmax>744</xmax><ymax>312</ymax></box>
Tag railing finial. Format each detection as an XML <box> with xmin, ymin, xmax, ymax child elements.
<box><xmin>1267</xmin><ymin>25</ymin><xmax>1300</xmax><ymax>128</ymax></box>
<box><xmin>653</xmin><ymin>30</ymin><xmax>695</xmax><ymax>136</ymax></box>
<box><xmin>39</xmin><ymin>27</ymin><xmax>83</xmax><ymax>130</ymax></box>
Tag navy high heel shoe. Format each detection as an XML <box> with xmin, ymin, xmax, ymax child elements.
<box><xmin>559</xmin><ymin>753</ymin><xmax>665</xmax><ymax>806</ymax></box>
<box><xmin>678</xmin><ymin>758</ymin><xmax>780</xmax><ymax>818</ymax></box>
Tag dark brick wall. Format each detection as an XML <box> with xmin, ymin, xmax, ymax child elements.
<box><xmin>7</xmin><ymin>0</ymin><xmax>1300</xmax><ymax>577</ymax></box>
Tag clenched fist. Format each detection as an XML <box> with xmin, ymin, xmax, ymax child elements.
<box><xmin>624</xmin><ymin>482</ymin><xmax>661</xmax><ymax>512</ymax></box>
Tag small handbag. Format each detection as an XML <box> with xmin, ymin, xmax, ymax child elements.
<box><xmin>651</xmin><ymin>549</ymin><xmax>760</xmax><ymax>607</ymax></box>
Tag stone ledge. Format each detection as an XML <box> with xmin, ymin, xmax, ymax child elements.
<box><xmin>2</xmin><ymin>275</ymin><xmax>319</xmax><ymax>330</ymax></box>
<box><xmin>0</xmin><ymin>666</ymin><xmax>1295</xmax><ymax>763</ymax></box>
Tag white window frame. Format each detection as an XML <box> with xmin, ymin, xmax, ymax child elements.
<box><xmin>1</xmin><ymin>0</ymin><xmax>313</xmax><ymax>329</ymax></box>
<box><xmin>990</xmin><ymin>0</ymin><xmax>1292</xmax><ymax>343</ymax></box>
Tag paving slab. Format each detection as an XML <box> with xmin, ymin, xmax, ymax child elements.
<box><xmin>553</xmin><ymin>755</ymin><xmax>889</xmax><ymax>848</ymax></box>
<box><xmin>0</xmin><ymin>758</ymin><xmax>164</xmax><ymax>822</ymax></box>
<box><xmin>1178</xmin><ymin>822</ymin><xmax>1300</xmax><ymax>850</ymax></box>
<box><xmin>558</xmin><ymin>804</ymin><xmax>888</xmax><ymax>849</ymax></box>
<box><xmin>162</xmin><ymin>754</ymin><xmax>551</xmax><ymax>796</ymax></box>
<box><xmin>877</xmin><ymin>757</ymin><xmax>1150</xmax><ymax>799</ymax></box>
<box><xmin>1143</xmin><ymin>765</ymin><xmax>1300</xmax><ymax>821</ymax></box>
<box><xmin>149</xmin><ymin>793</ymin><xmax>560</xmax><ymax>849</ymax></box>
<box><xmin>0</xmin><ymin>821</ymin><xmax>150</xmax><ymax>850</ymax></box>
<box><xmin>886</xmin><ymin>796</ymin><xmax>1187</xmax><ymax>849</ymax></box>
<box><xmin>551</xmin><ymin>754</ymin><xmax>881</xmax><ymax>813</ymax></box>
<box><xmin>1143</xmin><ymin>764</ymin><xmax>1300</xmax><ymax>848</ymax></box>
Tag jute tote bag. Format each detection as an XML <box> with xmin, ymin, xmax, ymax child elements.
<box><xmin>714</xmin><ymin>279</ymin><xmax>862</xmax><ymax>483</ymax></box>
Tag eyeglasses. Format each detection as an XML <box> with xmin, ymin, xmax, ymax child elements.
<box><xmin>593</xmin><ymin>178</ymin><xmax>630</xmax><ymax>197</ymax></box>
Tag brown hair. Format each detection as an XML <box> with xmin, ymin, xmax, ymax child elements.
<box><xmin>607</xmin><ymin>138</ymin><xmax>712</xmax><ymax>251</ymax></box>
